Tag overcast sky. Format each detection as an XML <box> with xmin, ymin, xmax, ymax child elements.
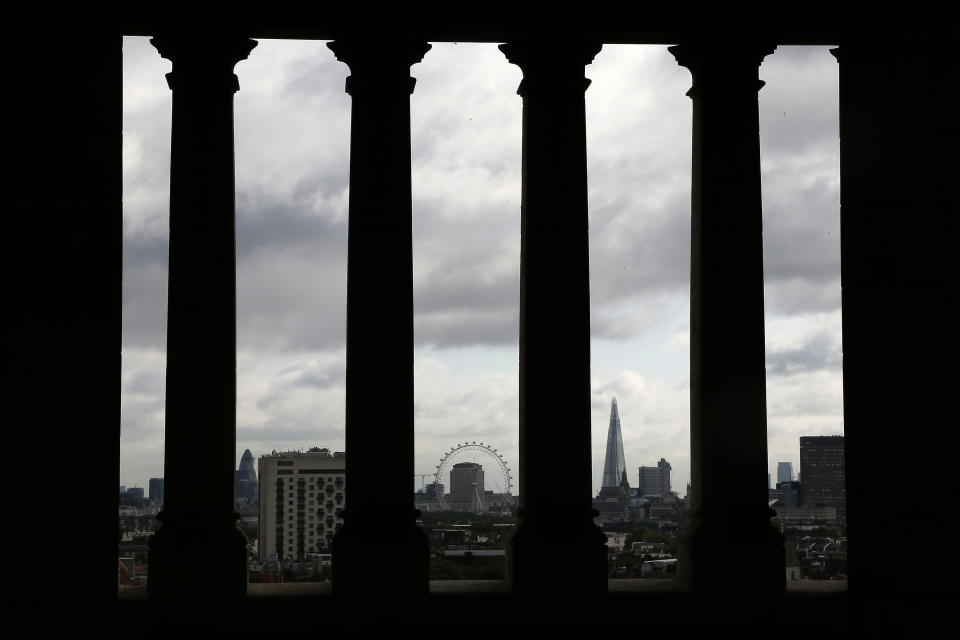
<box><xmin>121</xmin><ymin>38</ymin><xmax>843</xmax><ymax>498</ymax></box>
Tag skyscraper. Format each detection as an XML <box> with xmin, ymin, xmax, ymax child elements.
<box><xmin>638</xmin><ymin>458</ymin><xmax>672</xmax><ymax>498</ymax></box>
<box><xmin>601</xmin><ymin>397</ymin><xmax>627</xmax><ymax>488</ymax></box>
<box><xmin>235</xmin><ymin>448</ymin><xmax>258</xmax><ymax>502</ymax></box>
<box><xmin>777</xmin><ymin>461</ymin><xmax>793</xmax><ymax>484</ymax></box>
<box><xmin>799</xmin><ymin>436</ymin><xmax>845</xmax><ymax>521</ymax></box>
<box><xmin>149</xmin><ymin>477</ymin><xmax>164</xmax><ymax>504</ymax></box>
<box><xmin>450</xmin><ymin>462</ymin><xmax>485</xmax><ymax>512</ymax></box>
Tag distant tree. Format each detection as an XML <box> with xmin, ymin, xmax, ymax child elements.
<box><xmin>623</xmin><ymin>526</ymin><xmax>671</xmax><ymax>550</ymax></box>
<box><xmin>623</xmin><ymin>528</ymin><xmax>646</xmax><ymax>550</ymax></box>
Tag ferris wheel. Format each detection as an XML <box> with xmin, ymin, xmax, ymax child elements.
<box><xmin>434</xmin><ymin>442</ymin><xmax>513</xmax><ymax>511</ymax></box>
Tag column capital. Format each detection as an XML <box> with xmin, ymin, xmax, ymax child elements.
<box><xmin>327</xmin><ymin>40</ymin><xmax>431</xmax><ymax>96</ymax></box>
<box><xmin>150</xmin><ymin>34</ymin><xmax>256</xmax><ymax>92</ymax></box>
<box><xmin>668</xmin><ymin>42</ymin><xmax>776</xmax><ymax>72</ymax></box>
<box><xmin>327</xmin><ymin>40</ymin><xmax>431</xmax><ymax>69</ymax></box>
<box><xmin>499</xmin><ymin>41</ymin><xmax>602</xmax><ymax>97</ymax></box>
<box><xmin>499</xmin><ymin>40</ymin><xmax>602</xmax><ymax>71</ymax></box>
<box><xmin>669</xmin><ymin>42</ymin><xmax>775</xmax><ymax>96</ymax></box>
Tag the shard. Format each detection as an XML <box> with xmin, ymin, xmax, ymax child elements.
<box><xmin>601</xmin><ymin>397</ymin><xmax>627</xmax><ymax>488</ymax></box>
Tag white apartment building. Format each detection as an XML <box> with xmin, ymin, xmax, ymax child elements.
<box><xmin>258</xmin><ymin>448</ymin><xmax>346</xmax><ymax>562</ymax></box>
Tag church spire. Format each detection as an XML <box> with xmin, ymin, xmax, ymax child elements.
<box><xmin>601</xmin><ymin>397</ymin><xmax>627</xmax><ymax>488</ymax></box>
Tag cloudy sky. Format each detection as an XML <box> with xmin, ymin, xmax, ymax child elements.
<box><xmin>121</xmin><ymin>37</ymin><xmax>843</xmax><ymax>498</ymax></box>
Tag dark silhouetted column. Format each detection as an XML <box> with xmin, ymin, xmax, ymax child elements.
<box><xmin>147</xmin><ymin>31</ymin><xmax>255</xmax><ymax>617</ymax></box>
<box><xmin>327</xmin><ymin>39</ymin><xmax>431</xmax><ymax>614</ymax></box>
<box><xmin>500</xmin><ymin>40</ymin><xmax>608</xmax><ymax>610</ymax></box>
<box><xmin>8</xmin><ymin>26</ymin><xmax>121</xmax><ymax>609</ymax></box>
<box><xmin>833</xmin><ymin>42</ymin><xmax>954</xmax><ymax>635</ymax></box>
<box><xmin>669</xmin><ymin>42</ymin><xmax>784</xmax><ymax>619</ymax></box>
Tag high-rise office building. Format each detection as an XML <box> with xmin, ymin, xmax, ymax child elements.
<box><xmin>638</xmin><ymin>458</ymin><xmax>672</xmax><ymax>498</ymax></box>
<box><xmin>777</xmin><ymin>461</ymin><xmax>793</xmax><ymax>484</ymax></box>
<box><xmin>776</xmin><ymin>481</ymin><xmax>802</xmax><ymax>508</ymax></box>
<box><xmin>450</xmin><ymin>462</ymin><xmax>484</xmax><ymax>512</ymax></box>
<box><xmin>799</xmin><ymin>436</ymin><xmax>845</xmax><ymax>521</ymax></box>
<box><xmin>258</xmin><ymin>448</ymin><xmax>345</xmax><ymax>562</ymax></box>
<box><xmin>601</xmin><ymin>397</ymin><xmax>627</xmax><ymax>488</ymax></box>
<box><xmin>235</xmin><ymin>448</ymin><xmax>258</xmax><ymax>502</ymax></box>
<box><xmin>149</xmin><ymin>477</ymin><xmax>164</xmax><ymax>504</ymax></box>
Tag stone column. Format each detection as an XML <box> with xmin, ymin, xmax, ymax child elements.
<box><xmin>832</xmin><ymin>42</ymin><xmax>954</xmax><ymax>633</ymax></box>
<box><xmin>8</xmin><ymin>27</ymin><xmax>121</xmax><ymax>608</ymax></box>
<box><xmin>500</xmin><ymin>41</ymin><xmax>608</xmax><ymax>610</ymax></box>
<box><xmin>147</xmin><ymin>31</ymin><xmax>255</xmax><ymax>617</ymax></box>
<box><xmin>669</xmin><ymin>42</ymin><xmax>784</xmax><ymax>619</ymax></box>
<box><xmin>327</xmin><ymin>39</ymin><xmax>431</xmax><ymax>614</ymax></box>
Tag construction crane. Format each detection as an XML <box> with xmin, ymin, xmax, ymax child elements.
<box><xmin>414</xmin><ymin>474</ymin><xmax>432</xmax><ymax>491</ymax></box>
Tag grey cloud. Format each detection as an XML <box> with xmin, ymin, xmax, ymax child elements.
<box><xmin>415</xmin><ymin>271</ymin><xmax>518</xmax><ymax>314</ymax></box>
<box><xmin>120</xmin><ymin>349</ymin><xmax>167</xmax><ymax>450</ymax></box>
<box><xmin>276</xmin><ymin>49</ymin><xmax>349</xmax><ymax>102</ymax></box>
<box><xmin>589</xmin><ymin>192</ymin><xmax>692</xmax><ymax>305</ymax></box>
<box><xmin>121</xmin><ymin>261</ymin><xmax>168</xmax><ymax>350</ymax></box>
<box><xmin>769</xmin><ymin>387</ymin><xmax>844</xmax><ymax>421</ymax></box>
<box><xmin>759</xmin><ymin>46</ymin><xmax>839</xmax><ymax>156</ymax></box>
<box><xmin>237</xmin><ymin>255</ymin><xmax>347</xmax><ymax>353</ymax></box>
<box><xmin>765</xmin><ymin>277</ymin><xmax>841</xmax><ymax>316</ymax></box>
<box><xmin>762</xmin><ymin>189</ymin><xmax>840</xmax><ymax>284</ymax></box>
<box><xmin>123</xmin><ymin>234</ymin><xmax>168</xmax><ymax>270</ymax></box>
<box><xmin>415</xmin><ymin>310</ymin><xmax>518</xmax><ymax>349</ymax></box>
<box><xmin>766</xmin><ymin>328</ymin><xmax>842</xmax><ymax>376</ymax></box>
<box><xmin>276</xmin><ymin>358</ymin><xmax>346</xmax><ymax>390</ymax></box>
<box><xmin>235</xmin><ymin>196</ymin><xmax>348</xmax><ymax>352</ymax></box>
<box><xmin>123</xmin><ymin>38</ymin><xmax>841</xmax><ymax>358</ymax></box>
<box><xmin>237</xmin><ymin>199</ymin><xmax>347</xmax><ymax>257</ymax></box>
<box><xmin>237</xmin><ymin>425</ymin><xmax>343</xmax><ymax>445</ymax></box>
<box><xmin>126</xmin><ymin>366</ymin><xmax>165</xmax><ymax>395</ymax></box>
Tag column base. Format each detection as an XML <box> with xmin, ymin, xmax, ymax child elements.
<box><xmin>147</xmin><ymin>509</ymin><xmax>247</xmax><ymax>624</ymax></box>
<box><xmin>506</xmin><ymin>516</ymin><xmax>607</xmax><ymax>620</ymax></box>
<box><xmin>331</xmin><ymin>519</ymin><xmax>429</xmax><ymax>623</ymax></box>
<box><xmin>678</xmin><ymin>519</ymin><xmax>785</xmax><ymax>626</ymax></box>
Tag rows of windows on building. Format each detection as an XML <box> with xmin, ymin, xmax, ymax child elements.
<box><xmin>765</xmin><ymin>436</ymin><xmax>845</xmax><ymax>522</ymax></box>
<box><xmin>257</xmin><ymin>447</ymin><xmax>346</xmax><ymax>563</ymax></box>
<box><xmin>118</xmin><ymin>478</ymin><xmax>164</xmax><ymax>510</ymax></box>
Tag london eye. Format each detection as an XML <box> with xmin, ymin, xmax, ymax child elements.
<box><xmin>433</xmin><ymin>442</ymin><xmax>514</xmax><ymax>512</ymax></box>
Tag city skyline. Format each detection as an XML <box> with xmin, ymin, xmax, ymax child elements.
<box><xmin>121</xmin><ymin>38</ymin><xmax>844</xmax><ymax>498</ymax></box>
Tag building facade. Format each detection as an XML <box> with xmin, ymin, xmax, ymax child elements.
<box><xmin>799</xmin><ymin>436</ymin><xmax>845</xmax><ymax>522</ymax></box>
<box><xmin>148</xmin><ymin>477</ymin><xmax>164</xmax><ymax>504</ymax></box>
<box><xmin>258</xmin><ymin>448</ymin><xmax>346</xmax><ymax>562</ymax></box>
<box><xmin>776</xmin><ymin>480</ymin><xmax>802</xmax><ymax>508</ymax></box>
<box><xmin>777</xmin><ymin>461</ymin><xmax>793</xmax><ymax>484</ymax></box>
<box><xmin>638</xmin><ymin>458</ymin><xmax>672</xmax><ymax>498</ymax></box>
<box><xmin>449</xmin><ymin>462</ymin><xmax>484</xmax><ymax>512</ymax></box>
